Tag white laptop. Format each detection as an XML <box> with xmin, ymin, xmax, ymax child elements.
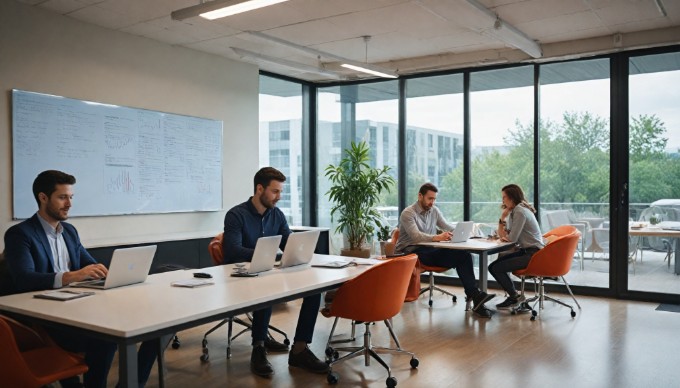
<box><xmin>450</xmin><ymin>221</ymin><xmax>475</xmax><ymax>243</ymax></box>
<box><xmin>70</xmin><ymin>245</ymin><xmax>157</xmax><ymax>289</ymax></box>
<box><xmin>239</xmin><ymin>235</ymin><xmax>282</xmax><ymax>274</ymax></box>
<box><xmin>278</xmin><ymin>230</ymin><xmax>320</xmax><ymax>268</ymax></box>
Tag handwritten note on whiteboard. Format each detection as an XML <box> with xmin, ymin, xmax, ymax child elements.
<box><xmin>12</xmin><ymin>89</ymin><xmax>223</xmax><ymax>219</ymax></box>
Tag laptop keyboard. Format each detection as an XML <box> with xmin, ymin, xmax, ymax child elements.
<box><xmin>78</xmin><ymin>278</ymin><xmax>106</xmax><ymax>286</ymax></box>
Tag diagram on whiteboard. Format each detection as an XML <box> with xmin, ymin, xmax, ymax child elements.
<box><xmin>11</xmin><ymin>89</ymin><xmax>223</xmax><ymax>218</ymax></box>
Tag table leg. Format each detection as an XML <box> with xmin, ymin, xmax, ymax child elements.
<box><xmin>157</xmin><ymin>337</ymin><xmax>166</xmax><ymax>388</ymax></box>
<box><xmin>119</xmin><ymin>342</ymin><xmax>138</xmax><ymax>388</ymax></box>
<box><xmin>675</xmin><ymin>238</ymin><xmax>679</xmax><ymax>275</ymax></box>
<box><xmin>479</xmin><ymin>252</ymin><xmax>488</xmax><ymax>292</ymax></box>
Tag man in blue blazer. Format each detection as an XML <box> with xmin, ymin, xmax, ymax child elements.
<box><xmin>5</xmin><ymin>212</ymin><xmax>105</xmax><ymax>293</ymax></box>
<box><xmin>3</xmin><ymin>170</ymin><xmax>161</xmax><ymax>388</ymax></box>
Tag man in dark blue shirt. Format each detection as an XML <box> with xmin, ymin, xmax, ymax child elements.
<box><xmin>223</xmin><ymin>167</ymin><xmax>328</xmax><ymax>378</ymax></box>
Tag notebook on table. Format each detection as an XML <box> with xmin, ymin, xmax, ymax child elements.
<box><xmin>70</xmin><ymin>245</ymin><xmax>157</xmax><ymax>289</ymax></box>
<box><xmin>278</xmin><ymin>230</ymin><xmax>320</xmax><ymax>268</ymax></box>
<box><xmin>450</xmin><ymin>221</ymin><xmax>475</xmax><ymax>243</ymax></box>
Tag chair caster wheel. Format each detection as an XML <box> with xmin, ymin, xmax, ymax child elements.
<box><xmin>510</xmin><ymin>309</ymin><xmax>517</xmax><ymax>315</ymax></box>
<box><xmin>410</xmin><ymin>357</ymin><xmax>419</xmax><ymax>368</ymax></box>
<box><xmin>428</xmin><ymin>300</ymin><xmax>433</xmax><ymax>307</ymax></box>
<box><xmin>386</xmin><ymin>376</ymin><xmax>398</xmax><ymax>387</ymax></box>
<box><xmin>200</xmin><ymin>352</ymin><xmax>209</xmax><ymax>362</ymax></box>
<box><xmin>171</xmin><ymin>336</ymin><xmax>181</xmax><ymax>349</ymax></box>
<box><xmin>334</xmin><ymin>350</ymin><xmax>339</xmax><ymax>360</ymax></box>
<box><xmin>327</xmin><ymin>371</ymin><xmax>339</xmax><ymax>384</ymax></box>
<box><xmin>283</xmin><ymin>338</ymin><xmax>291</xmax><ymax>346</ymax></box>
<box><xmin>530</xmin><ymin>315</ymin><xmax>536</xmax><ymax>321</ymax></box>
<box><xmin>452</xmin><ymin>295</ymin><xmax>457</xmax><ymax>303</ymax></box>
<box><xmin>571</xmin><ymin>310</ymin><xmax>576</xmax><ymax>318</ymax></box>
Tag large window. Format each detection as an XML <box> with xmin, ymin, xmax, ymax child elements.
<box><xmin>405</xmin><ymin>74</ymin><xmax>464</xmax><ymax>219</ymax></box>
<box><xmin>259</xmin><ymin>75</ymin><xmax>304</xmax><ymax>225</ymax></box>
<box><xmin>259</xmin><ymin>45</ymin><xmax>680</xmax><ymax>302</ymax></box>
<box><xmin>470</xmin><ymin>66</ymin><xmax>534</xmax><ymax>227</ymax></box>
<box><xmin>317</xmin><ymin>81</ymin><xmax>399</xmax><ymax>253</ymax></box>
<box><xmin>540</xmin><ymin>58</ymin><xmax>611</xmax><ymax>289</ymax></box>
<box><xmin>628</xmin><ymin>52</ymin><xmax>680</xmax><ymax>295</ymax></box>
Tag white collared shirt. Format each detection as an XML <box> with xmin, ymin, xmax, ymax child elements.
<box><xmin>36</xmin><ymin>213</ymin><xmax>71</xmax><ymax>288</ymax></box>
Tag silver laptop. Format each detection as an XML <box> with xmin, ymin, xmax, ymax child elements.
<box><xmin>241</xmin><ymin>235</ymin><xmax>281</xmax><ymax>274</ymax></box>
<box><xmin>278</xmin><ymin>230</ymin><xmax>320</xmax><ymax>268</ymax></box>
<box><xmin>70</xmin><ymin>245</ymin><xmax>157</xmax><ymax>289</ymax></box>
<box><xmin>450</xmin><ymin>221</ymin><xmax>475</xmax><ymax>243</ymax></box>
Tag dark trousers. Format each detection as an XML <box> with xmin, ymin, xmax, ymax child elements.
<box><xmin>488</xmin><ymin>247</ymin><xmax>540</xmax><ymax>295</ymax></box>
<box><xmin>251</xmin><ymin>293</ymin><xmax>321</xmax><ymax>344</ymax></box>
<box><xmin>410</xmin><ymin>246</ymin><xmax>479</xmax><ymax>298</ymax></box>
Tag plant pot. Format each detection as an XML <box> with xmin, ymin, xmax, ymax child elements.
<box><xmin>341</xmin><ymin>247</ymin><xmax>371</xmax><ymax>258</ymax></box>
<box><xmin>380</xmin><ymin>241</ymin><xmax>396</xmax><ymax>257</ymax></box>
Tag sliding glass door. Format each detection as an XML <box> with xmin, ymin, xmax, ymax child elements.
<box><xmin>627</xmin><ymin>51</ymin><xmax>680</xmax><ymax>295</ymax></box>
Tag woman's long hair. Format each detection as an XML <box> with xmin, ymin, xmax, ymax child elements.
<box><xmin>502</xmin><ymin>184</ymin><xmax>536</xmax><ymax>214</ymax></box>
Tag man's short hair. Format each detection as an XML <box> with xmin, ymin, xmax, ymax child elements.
<box><xmin>32</xmin><ymin>170</ymin><xmax>76</xmax><ymax>207</ymax></box>
<box><xmin>253</xmin><ymin>167</ymin><xmax>286</xmax><ymax>193</ymax></box>
<box><xmin>419</xmin><ymin>183</ymin><xmax>438</xmax><ymax>196</ymax></box>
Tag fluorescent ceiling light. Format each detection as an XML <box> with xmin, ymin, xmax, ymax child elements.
<box><xmin>231</xmin><ymin>47</ymin><xmax>344</xmax><ymax>79</ymax></box>
<box><xmin>463</xmin><ymin>0</ymin><xmax>542</xmax><ymax>58</ymax></box>
<box><xmin>171</xmin><ymin>0</ymin><xmax>289</xmax><ymax>21</ymax></box>
<box><xmin>341</xmin><ymin>63</ymin><xmax>397</xmax><ymax>78</ymax></box>
<box><xmin>246</xmin><ymin>31</ymin><xmax>399</xmax><ymax>78</ymax></box>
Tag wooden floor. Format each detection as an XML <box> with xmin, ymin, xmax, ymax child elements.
<box><xmin>108</xmin><ymin>285</ymin><xmax>680</xmax><ymax>388</ymax></box>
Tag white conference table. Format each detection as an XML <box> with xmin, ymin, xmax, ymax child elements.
<box><xmin>0</xmin><ymin>254</ymin><xmax>370</xmax><ymax>387</ymax></box>
<box><xmin>418</xmin><ymin>238</ymin><xmax>515</xmax><ymax>292</ymax></box>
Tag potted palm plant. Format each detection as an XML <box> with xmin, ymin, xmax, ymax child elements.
<box><xmin>325</xmin><ymin>141</ymin><xmax>395</xmax><ymax>258</ymax></box>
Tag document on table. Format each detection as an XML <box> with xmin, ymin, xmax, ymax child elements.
<box><xmin>312</xmin><ymin>260</ymin><xmax>356</xmax><ymax>268</ymax></box>
<box><xmin>171</xmin><ymin>279</ymin><xmax>214</xmax><ymax>288</ymax></box>
<box><xmin>350</xmin><ymin>257</ymin><xmax>384</xmax><ymax>265</ymax></box>
<box><xmin>34</xmin><ymin>290</ymin><xmax>95</xmax><ymax>301</ymax></box>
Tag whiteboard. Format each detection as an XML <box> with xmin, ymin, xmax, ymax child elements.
<box><xmin>12</xmin><ymin>89</ymin><xmax>223</xmax><ymax>219</ymax></box>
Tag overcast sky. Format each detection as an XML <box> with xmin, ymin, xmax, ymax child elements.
<box><xmin>261</xmin><ymin>70</ymin><xmax>680</xmax><ymax>152</ymax></box>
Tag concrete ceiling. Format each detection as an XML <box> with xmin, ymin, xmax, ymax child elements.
<box><xmin>17</xmin><ymin>0</ymin><xmax>680</xmax><ymax>83</ymax></box>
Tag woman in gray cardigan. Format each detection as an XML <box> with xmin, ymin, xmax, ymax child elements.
<box><xmin>489</xmin><ymin>184</ymin><xmax>545</xmax><ymax>310</ymax></box>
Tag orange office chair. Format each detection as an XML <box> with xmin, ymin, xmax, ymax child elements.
<box><xmin>0</xmin><ymin>315</ymin><xmax>88</xmax><ymax>387</ymax></box>
<box><xmin>199</xmin><ymin>233</ymin><xmax>289</xmax><ymax>361</ymax></box>
<box><xmin>390</xmin><ymin>228</ymin><xmax>457</xmax><ymax>308</ymax></box>
<box><xmin>324</xmin><ymin>254</ymin><xmax>419</xmax><ymax>387</ymax></box>
<box><xmin>512</xmin><ymin>228</ymin><xmax>582</xmax><ymax>321</ymax></box>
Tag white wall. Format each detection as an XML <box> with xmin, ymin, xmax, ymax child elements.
<box><xmin>0</xmin><ymin>1</ymin><xmax>259</xmax><ymax>249</ymax></box>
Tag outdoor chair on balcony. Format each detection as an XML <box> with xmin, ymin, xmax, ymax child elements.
<box><xmin>589</xmin><ymin>228</ymin><xmax>640</xmax><ymax>274</ymax></box>
<box><xmin>544</xmin><ymin>209</ymin><xmax>592</xmax><ymax>270</ymax></box>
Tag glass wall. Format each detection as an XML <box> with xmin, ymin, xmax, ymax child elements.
<box><xmin>540</xmin><ymin>58</ymin><xmax>611</xmax><ymax>288</ymax></box>
<box><xmin>317</xmin><ymin>81</ymin><xmax>399</xmax><ymax>253</ymax></box>
<box><xmin>258</xmin><ymin>75</ymin><xmax>304</xmax><ymax>225</ymax></box>
<box><xmin>470</xmin><ymin>66</ymin><xmax>534</xmax><ymax>230</ymax></box>
<box><xmin>258</xmin><ymin>45</ymin><xmax>680</xmax><ymax>301</ymax></box>
<box><xmin>405</xmin><ymin>74</ymin><xmax>464</xmax><ymax>219</ymax></box>
<box><xmin>628</xmin><ymin>51</ymin><xmax>680</xmax><ymax>295</ymax></box>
